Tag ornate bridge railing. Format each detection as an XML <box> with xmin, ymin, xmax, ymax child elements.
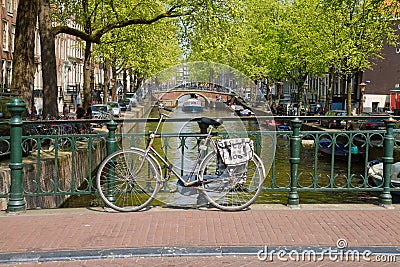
<box><xmin>1</xmin><ymin>98</ymin><xmax>399</xmax><ymax>212</ymax></box>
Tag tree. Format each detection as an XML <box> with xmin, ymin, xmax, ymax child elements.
<box><xmin>39</xmin><ymin>0</ymin><xmax>58</xmax><ymax>117</ymax></box>
<box><xmin>320</xmin><ymin>0</ymin><xmax>399</xmax><ymax>115</ymax></box>
<box><xmin>11</xmin><ymin>0</ymin><xmax>39</xmax><ymax>112</ymax></box>
<box><xmin>38</xmin><ymin>0</ymin><xmax>238</xmax><ymax>114</ymax></box>
<box><xmin>92</xmin><ymin>18</ymin><xmax>181</xmax><ymax>98</ymax></box>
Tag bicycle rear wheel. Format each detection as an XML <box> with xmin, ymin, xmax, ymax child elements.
<box><xmin>198</xmin><ymin>151</ymin><xmax>265</xmax><ymax>211</ymax></box>
<box><xmin>96</xmin><ymin>149</ymin><xmax>161</xmax><ymax>212</ymax></box>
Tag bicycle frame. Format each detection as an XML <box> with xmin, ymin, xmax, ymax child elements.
<box><xmin>137</xmin><ymin>106</ymin><xmax>218</xmax><ymax>188</ymax></box>
<box><xmin>96</xmin><ymin>103</ymin><xmax>265</xmax><ymax>211</ymax></box>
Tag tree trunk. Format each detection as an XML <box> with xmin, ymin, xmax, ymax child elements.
<box><xmin>296</xmin><ymin>76</ymin><xmax>307</xmax><ymax>116</ymax></box>
<box><xmin>297</xmin><ymin>87</ymin><xmax>303</xmax><ymax>116</ymax></box>
<box><xmin>39</xmin><ymin>0</ymin><xmax>58</xmax><ymax>117</ymax></box>
<box><xmin>325</xmin><ymin>68</ymin><xmax>334</xmax><ymax>113</ymax></box>
<box><xmin>129</xmin><ymin>73</ymin><xmax>134</xmax><ymax>92</ymax></box>
<box><xmin>346</xmin><ymin>74</ymin><xmax>352</xmax><ymax>116</ymax></box>
<box><xmin>111</xmin><ymin>66</ymin><xmax>117</xmax><ymax>101</ymax></box>
<box><xmin>82</xmin><ymin>41</ymin><xmax>92</xmax><ymax>109</ymax></box>
<box><xmin>103</xmin><ymin>60</ymin><xmax>110</xmax><ymax>104</ymax></box>
<box><xmin>123</xmin><ymin>70</ymin><xmax>127</xmax><ymax>98</ymax></box>
<box><xmin>81</xmin><ymin>0</ymin><xmax>92</xmax><ymax>110</ymax></box>
<box><xmin>11</xmin><ymin>0</ymin><xmax>38</xmax><ymax>111</ymax></box>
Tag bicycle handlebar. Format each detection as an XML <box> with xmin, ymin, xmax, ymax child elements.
<box><xmin>157</xmin><ymin>103</ymin><xmax>173</xmax><ymax>113</ymax></box>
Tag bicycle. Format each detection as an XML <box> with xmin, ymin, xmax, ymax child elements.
<box><xmin>96</xmin><ymin>103</ymin><xmax>266</xmax><ymax>211</ymax></box>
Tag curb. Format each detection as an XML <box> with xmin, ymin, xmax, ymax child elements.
<box><xmin>1</xmin><ymin>246</ymin><xmax>400</xmax><ymax>264</ymax></box>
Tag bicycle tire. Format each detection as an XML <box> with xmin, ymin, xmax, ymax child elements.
<box><xmin>96</xmin><ymin>149</ymin><xmax>162</xmax><ymax>212</ymax></box>
<box><xmin>198</xmin><ymin>151</ymin><xmax>265</xmax><ymax>211</ymax></box>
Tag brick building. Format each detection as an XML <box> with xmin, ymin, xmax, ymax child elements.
<box><xmin>0</xmin><ymin>0</ymin><xmax>17</xmax><ymax>91</ymax></box>
<box><xmin>363</xmin><ymin>19</ymin><xmax>400</xmax><ymax>112</ymax></box>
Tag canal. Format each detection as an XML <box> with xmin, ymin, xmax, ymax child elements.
<box><xmin>62</xmin><ymin>103</ymin><xmax>391</xmax><ymax>209</ymax></box>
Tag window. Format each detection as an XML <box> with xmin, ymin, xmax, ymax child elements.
<box><xmin>372</xmin><ymin>102</ymin><xmax>379</xmax><ymax>113</ymax></box>
<box><xmin>7</xmin><ymin>0</ymin><xmax>12</xmax><ymax>14</ymax></box>
<box><xmin>1</xmin><ymin>60</ymin><xmax>5</xmax><ymax>88</ymax></box>
<box><xmin>7</xmin><ymin>61</ymin><xmax>12</xmax><ymax>88</ymax></box>
<box><xmin>11</xmin><ymin>24</ymin><xmax>15</xmax><ymax>52</ymax></box>
<box><xmin>2</xmin><ymin>20</ymin><xmax>9</xmax><ymax>52</ymax></box>
<box><xmin>68</xmin><ymin>38</ymin><xmax>72</xmax><ymax>58</ymax></box>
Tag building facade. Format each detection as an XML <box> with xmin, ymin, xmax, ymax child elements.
<box><xmin>0</xmin><ymin>0</ymin><xmax>17</xmax><ymax>92</ymax></box>
<box><xmin>0</xmin><ymin>0</ymin><xmax>105</xmax><ymax>113</ymax></box>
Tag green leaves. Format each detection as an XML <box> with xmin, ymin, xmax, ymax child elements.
<box><xmin>51</xmin><ymin>0</ymin><xmax>399</xmax><ymax>90</ymax></box>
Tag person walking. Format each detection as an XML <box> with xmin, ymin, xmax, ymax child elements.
<box><xmin>85</xmin><ymin>104</ymin><xmax>92</xmax><ymax>119</ymax></box>
<box><xmin>76</xmin><ymin>104</ymin><xmax>85</xmax><ymax>119</ymax></box>
<box><xmin>63</xmin><ymin>104</ymin><xmax>70</xmax><ymax>117</ymax></box>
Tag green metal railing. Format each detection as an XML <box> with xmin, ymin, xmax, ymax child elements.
<box><xmin>1</xmin><ymin>97</ymin><xmax>400</xmax><ymax>212</ymax></box>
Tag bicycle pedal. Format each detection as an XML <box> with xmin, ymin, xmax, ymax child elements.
<box><xmin>169</xmin><ymin>187</ymin><xmax>178</xmax><ymax>193</ymax></box>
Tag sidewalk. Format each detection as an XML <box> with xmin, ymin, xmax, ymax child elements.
<box><xmin>1</xmin><ymin>204</ymin><xmax>400</xmax><ymax>266</ymax></box>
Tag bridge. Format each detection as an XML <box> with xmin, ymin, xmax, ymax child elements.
<box><xmin>152</xmin><ymin>89</ymin><xmax>236</xmax><ymax>107</ymax></box>
<box><xmin>150</xmin><ymin>82</ymin><xmax>256</xmax><ymax>109</ymax></box>
<box><xmin>1</xmin><ymin>98</ymin><xmax>400</xmax><ymax>212</ymax></box>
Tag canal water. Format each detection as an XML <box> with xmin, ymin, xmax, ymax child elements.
<box><xmin>62</xmin><ymin>103</ymin><xmax>389</xmax><ymax>209</ymax></box>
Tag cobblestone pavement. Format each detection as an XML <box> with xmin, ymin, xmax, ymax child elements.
<box><xmin>1</xmin><ymin>204</ymin><xmax>400</xmax><ymax>266</ymax></box>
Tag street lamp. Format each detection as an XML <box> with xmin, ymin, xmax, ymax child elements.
<box><xmin>359</xmin><ymin>82</ymin><xmax>366</xmax><ymax>113</ymax></box>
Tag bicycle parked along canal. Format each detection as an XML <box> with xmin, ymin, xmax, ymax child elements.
<box><xmin>96</xmin><ymin>103</ymin><xmax>266</xmax><ymax>211</ymax></box>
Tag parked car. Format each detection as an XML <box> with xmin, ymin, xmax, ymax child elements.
<box><xmin>306</xmin><ymin>104</ymin><xmax>323</xmax><ymax>116</ymax></box>
<box><xmin>359</xmin><ymin>113</ymin><xmax>387</xmax><ymax>130</ymax></box>
<box><xmin>91</xmin><ymin>104</ymin><xmax>112</xmax><ymax>119</ymax></box>
<box><xmin>321</xmin><ymin>110</ymin><xmax>347</xmax><ymax>129</ymax></box>
<box><xmin>107</xmin><ymin>101</ymin><xmax>121</xmax><ymax>117</ymax></box>
<box><xmin>265</xmin><ymin>120</ymin><xmax>291</xmax><ymax>131</ymax></box>
<box><xmin>118</xmin><ymin>99</ymin><xmax>131</xmax><ymax>111</ymax></box>
<box><xmin>126</xmin><ymin>93</ymin><xmax>138</xmax><ymax>107</ymax></box>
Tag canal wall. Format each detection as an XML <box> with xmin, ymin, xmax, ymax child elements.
<box><xmin>0</xmin><ymin>104</ymin><xmax>148</xmax><ymax>210</ymax></box>
<box><xmin>0</xmin><ymin>136</ymin><xmax>107</xmax><ymax>210</ymax></box>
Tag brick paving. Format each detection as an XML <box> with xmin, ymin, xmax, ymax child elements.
<box><xmin>0</xmin><ymin>204</ymin><xmax>400</xmax><ymax>266</ymax></box>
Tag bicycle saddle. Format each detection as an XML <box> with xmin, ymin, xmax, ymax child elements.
<box><xmin>199</xmin><ymin>117</ymin><xmax>223</xmax><ymax>127</ymax></box>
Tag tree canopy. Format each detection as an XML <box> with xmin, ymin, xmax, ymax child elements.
<box><xmin>186</xmin><ymin>0</ymin><xmax>400</xmax><ymax>114</ymax></box>
<box><xmin>11</xmin><ymin>0</ymin><xmax>400</xmax><ymax>115</ymax></box>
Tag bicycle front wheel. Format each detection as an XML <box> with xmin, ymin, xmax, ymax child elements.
<box><xmin>198</xmin><ymin>151</ymin><xmax>265</xmax><ymax>211</ymax></box>
<box><xmin>96</xmin><ymin>149</ymin><xmax>162</xmax><ymax>212</ymax></box>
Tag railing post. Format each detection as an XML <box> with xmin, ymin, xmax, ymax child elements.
<box><xmin>6</xmin><ymin>98</ymin><xmax>26</xmax><ymax>213</ymax></box>
<box><xmin>380</xmin><ymin>117</ymin><xmax>397</xmax><ymax>208</ymax></box>
<box><xmin>106</xmin><ymin>120</ymin><xmax>118</xmax><ymax>155</ymax></box>
<box><xmin>105</xmin><ymin>120</ymin><xmax>118</xmax><ymax>205</ymax></box>
<box><xmin>288</xmin><ymin>117</ymin><xmax>302</xmax><ymax>208</ymax></box>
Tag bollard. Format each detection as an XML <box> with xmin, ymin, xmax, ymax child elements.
<box><xmin>380</xmin><ymin>117</ymin><xmax>396</xmax><ymax>207</ymax></box>
<box><xmin>6</xmin><ymin>98</ymin><xmax>26</xmax><ymax>213</ymax></box>
<box><xmin>106</xmin><ymin>120</ymin><xmax>118</xmax><ymax>155</ymax></box>
<box><xmin>288</xmin><ymin>118</ymin><xmax>302</xmax><ymax>207</ymax></box>
<box><xmin>105</xmin><ymin>120</ymin><xmax>118</xmax><ymax>204</ymax></box>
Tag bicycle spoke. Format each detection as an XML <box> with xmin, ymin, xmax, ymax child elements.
<box><xmin>199</xmin><ymin>152</ymin><xmax>264</xmax><ymax>211</ymax></box>
<box><xmin>96</xmin><ymin>149</ymin><xmax>161</xmax><ymax>212</ymax></box>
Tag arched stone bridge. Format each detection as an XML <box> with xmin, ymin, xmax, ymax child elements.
<box><xmin>152</xmin><ymin>89</ymin><xmax>236</xmax><ymax>107</ymax></box>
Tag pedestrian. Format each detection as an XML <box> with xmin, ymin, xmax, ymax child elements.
<box><xmin>63</xmin><ymin>104</ymin><xmax>70</xmax><ymax>117</ymax></box>
<box><xmin>76</xmin><ymin>104</ymin><xmax>85</xmax><ymax>119</ymax></box>
<box><xmin>30</xmin><ymin>106</ymin><xmax>37</xmax><ymax>120</ymax></box>
<box><xmin>85</xmin><ymin>104</ymin><xmax>92</xmax><ymax>119</ymax></box>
